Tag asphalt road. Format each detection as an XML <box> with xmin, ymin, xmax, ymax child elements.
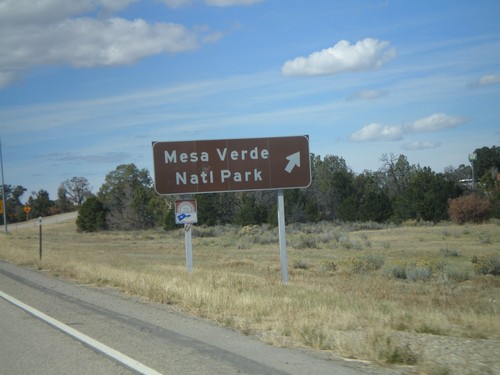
<box><xmin>0</xmin><ymin>211</ymin><xmax>78</xmax><ymax>232</ymax></box>
<box><xmin>0</xmin><ymin>261</ymin><xmax>408</xmax><ymax>375</ymax></box>
<box><xmin>0</xmin><ymin>296</ymin><xmax>131</xmax><ymax>374</ymax></box>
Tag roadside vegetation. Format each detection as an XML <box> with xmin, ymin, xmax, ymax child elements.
<box><xmin>1</xmin><ymin>220</ymin><xmax>499</xmax><ymax>374</ymax></box>
<box><xmin>1</xmin><ymin>146</ymin><xmax>499</xmax><ymax>230</ymax></box>
<box><xmin>1</xmin><ymin>146</ymin><xmax>499</xmax><ymax>373</ymax></box>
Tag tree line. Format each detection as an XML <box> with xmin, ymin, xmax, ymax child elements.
<box><xmin>1</xmin><ymin>176</ymin><xmax>92</xmax><ymax>223</ymax></box>
<box><xmin>1</xmin><ymin>146</ymin><xmax>499</xmax><ymax>230</ymax></box>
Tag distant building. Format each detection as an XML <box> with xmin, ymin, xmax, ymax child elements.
<box><xmin>459</xmin><ymin>179</ymin><xmax>474</xmax><ymax>188</ymax></box>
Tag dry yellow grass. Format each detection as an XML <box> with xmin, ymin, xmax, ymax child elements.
<box><xmin>1</xmin><ymin>220</ymin><xmax>499</xmax><ymax>373</ymax></box>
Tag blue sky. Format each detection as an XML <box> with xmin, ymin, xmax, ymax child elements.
<box><xmin>1</xmin><ymin>0</ymin><xmax>499</xmax><ymax>200</ymax></box>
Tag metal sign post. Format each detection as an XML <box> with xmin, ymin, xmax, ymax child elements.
<box><xmin>184</xmin><ymin>224</ymin><xmax>193</xmax><ymax>273</ymax></box>
<box><xmin>39</xmin><ymin>217</ymin><xmax>42</xmax><ymax>261</ymax></box>
<box><xmin>24</xmin><ymin>205</ymin><xmax>31</xmax><ymax>221</ymax></box>
<box><xmin>175</xmin><ymin>200</ymin><xmax>197</xmax><ymax>273</ymax></box>
<box><xmin>468</xmin><ymin>153</ymin><xmax>477</xmax><ymax>189</ymax></box>
<box><xmin>0</xmin><ymin>136</ymin><xmax>7</xmax><ymax>233</ymax></box>
<box><xmin>277</xmin><ymin>190</ymin><xmax>288</xmax><ymax>283</ymax></box>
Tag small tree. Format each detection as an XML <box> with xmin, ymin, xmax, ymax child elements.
<box><xmin>76</xmin><ymin>195</ymin><xmax>107</xmax><ymax>232</ymax></box>
<box><xmin>1</xmin><ymin>184</ymin><xmax>26</xmax><ymax>224</ymax></box>
<box><xmin>448</xmin><ymin>193</ymin><xmax>491</xmax><ymax>224</ymax></box>
<box><xmin>98</xmin><ymin>164</ymin><xmax>156</xmax><ymax>230</ymax></box>
<box><xmin>161</xmin><ymin>205</ymin><xmax>177</xmax><ymax>231</ymax></box>
<box><xmin>235</xmin><ymin>194</ymin><xmax>263</xmax><ymax>225</ymax></box>
<box><xmin>28</xmin><ymin>189</ymin><xmax>54</xmax><ymax>218</ymax></box>
<box><xmin>58</xmin><ymin>177</ymin><xmax>92</xmax><ymax>209</ymax></box>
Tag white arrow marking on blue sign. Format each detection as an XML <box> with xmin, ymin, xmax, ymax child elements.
<box><xmin>285</xmin><ymin>152</ymin><xmax>301</xmax><ymax>173</ymax></box>
<box><xmin>177</xmin><ymin>213</ymin><xmax>191</xmax><ymax>221</ymax></box>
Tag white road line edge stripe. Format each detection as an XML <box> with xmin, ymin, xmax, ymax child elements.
<box><xmin>0</xmin><ymin>290</ymin><xmax>162</xmax><ymax>375</ymax></box>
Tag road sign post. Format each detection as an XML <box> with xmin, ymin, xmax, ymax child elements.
<box><xmin>24</xmin><ymin>205</ymin><xmax>31</xmax><ymax>221</ymax></box>
<box><xmin>468</xmin><ymin>153</ymin><xmax>477</xmax><ymax>189</ymax></box>
<box><xmin>39</xmin><ymin>217</ymin><xmax>42</xmax><ymax>261</ymax></box>
<box><xmin>152</xmin><ymin>136</ymin><xmax>311</xmax><ymax>282</ymax></box>
<box><xmin>175</xmin><ymin>199</ymin><xmax>197</xmax><ymax>273</ymax></box>
<box><xmin>184</xmin><ymin>224</ymin><xmax>193</xmax><ymax>273</ymax></box>
<box><xmin>277</xmin><ymin>190</ymin><xmax>288</xmax><ymax>283</ymax></box>
<box><xmin>0</xmin><ymin>136</ymin><xmax>7</xmax><ymax>233</ymax></box>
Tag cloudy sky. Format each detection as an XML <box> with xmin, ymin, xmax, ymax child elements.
<box><xmin>1</xmin><ymin>0</ymin><xmax>499</xmax><ymax>199</ymax></box>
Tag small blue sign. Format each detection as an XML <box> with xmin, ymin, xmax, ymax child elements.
<box><xmin>177</xmin><ymin>213</ymin><xmax>191</xmax><ymax>222</ymax></box>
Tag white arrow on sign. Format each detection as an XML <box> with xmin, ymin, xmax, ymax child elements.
<box><xmin>285</xmin><ymin>151</ymin><xmax>301</xmax><ymax>173</ymax></box>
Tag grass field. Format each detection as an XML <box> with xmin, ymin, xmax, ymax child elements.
<box><xmin>1</xmin><ymin>220</ymin><xmax>499</xmax><ymax>374</ymax></box>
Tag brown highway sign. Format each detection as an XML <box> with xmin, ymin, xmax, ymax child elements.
<box><xmin>152</xmin><ymin>135</ymin><xmax>311</xmax><ymax>195</ymax></box>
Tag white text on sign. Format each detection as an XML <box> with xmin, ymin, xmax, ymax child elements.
<box><xmin>176</xmin><ymin>169</ymin><xmax>263</xmax><ymax>186</ymax></box>
<box><xmin>164</xmin><ymin>146</ymin><xmax>269</xmax><ymax>164</ymax></box>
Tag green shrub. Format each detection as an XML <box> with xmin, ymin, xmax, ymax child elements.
<box><xmin>339</xmin><ymin>239</ymin><xmax>362</xmax><ymax>250</ymax></box>
<box><xmin>319</xmin><ymin>260</ymin><xmax>337</xmax><ymax>272</ymax></box>
<box><xmin>76</xmin><ymin>196</ymin><xmax>107</xmax><ymax>232</ymax></box>
<box><xmin>254</xmin><ymin>231</ymin><xmax>278</xmax><ymax>245</ymax></box>
<box><xmin>342</xmin><ymin>255</ymin><xmax>385</xmax><ymax>274</ymax></box>
<box><xmin>479</xmin><ymin>234</ymin><xmax>492</xmax><ymax>244</ymax></box>
<box><xmin>440</xmin><ymin>247</ymin><xmax>459</xmax><ymax>257</ymax></box>
<box><xmin>444</xmin><ymin>265</ymin><xmax>470</xmax><ymax>282</ymax></box>
<box><xmin>193</xmin><ymin>225</ymin><xmax>218</xmax><ymax>237</ymax></box>
<box><xmin>406</xmin><ymin>266</ymin><xmax>432</xmax><ymax>282</ymax></box>
<box><xmin>236</xmin><ymin>238</ymin><xmax>253</xmax><ymax>249</ymax></box>
<box><xmin>470</xmin><ymin>255</ymin><xmax>500</xmax><ymax>276</ymax></box>
<box><xmin>332</xmin><ymin>229</ymin><xmax>348</xmax><ymax>243</ymax></box>
<box><xmin>292</xmin><ymin>258</ymin><xmax>310</xmax><ymax>270</ymax></box>
<box><xmin>294</xmin><ymin>235</ymin><xmax>320</xmax><ymax>249</ymax></box>
<box><xmin>381</xmin><ymin>264</ymin><xmax>407</xmax><ymax>279</ymax></box>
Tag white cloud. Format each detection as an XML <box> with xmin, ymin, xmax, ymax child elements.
<box><xmin>402</xmin><ymin>141</ymin><xmax>441</xmax><ymax>151</ymax></box>
<box><xmin>407</xmin><ymin>113</ymin><xmax>467</xmax><ymax>133</ymax></box>
<box><xmin>0</xmin><ymin>18</ymin><xmax>197</xmax><ymax>70</ymax></box>
<box><xmin>0</xmin><ymin>0</ymin><xmax>137</xmax><ymax>26</ymax></box>
<box><xmin>478</xmin><ymin>74</ymin><xmax>500</xmax><ymax>86</ymax></box>
<box><xmin>351</xmin><ymin>113</ymin><xmax>468</xmax><ymax>143</ymax></box>
<box><xmin>0</xmin><ymin>0</ymin><xmax>257</xmax><ymax>89</ymax></box>
<box><xmin>468</xmin><ymin>74</ymin><xmax>500</xmax><ymax>89</ymax></box>
<box><xmin>0</xmin><ymin>71</ymin><xmax>18</xmax><ymax>89</ymax></box>
<box><xmin>0</xmin><ymin>0</ymin><xmax>203</xmax><ymax>89</ymax></box>
<box><xmin>281</xmin><ymin>38</ymin><xmax>396</xmax><ymax>77</ymax></box>
<box><xmin>350</xmin><ymin>123</ymin><xmax>403</xmax><ymax>142</ymax></box>
<box><xmin>347</xmin><ymin>89</ymin><xmax>388</xmax><ymax>102</ymax></box>
<box><xmin>200</xmin><ymin>30</ymin><xmax>225</xmax><ymax>43</ymax></box>
<box><xmin>94</xmin><ymin>0</ymin><xmax>139</xmax><ymax>13</ymax></box>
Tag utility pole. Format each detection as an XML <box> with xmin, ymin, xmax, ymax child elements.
<box><xmin>0</xmin><ymin>136</ymin><xmax>7</xmax><ymax>233</ymax></box>
<box><xmin>469</xmin><ymin>153</ymin><xmax>477</xmax><ymax>189</ymax></box>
